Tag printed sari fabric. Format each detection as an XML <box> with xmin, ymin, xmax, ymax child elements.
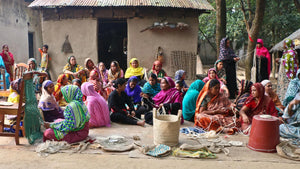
<box><xmin>175</xmin><ymin>70</ymin><xmax>188</xmax><ymax>88</ymax></box>
<box><xmin>142</xmin><ymin>82</ymin><xmax>161</xmax><ymax>98</ymax></box>
<box><xmin>54</xmin><ymin>74</ymin><xmax>68</xmax><ymax>106</ymax></box>
<box><xmin>241</xmin><ymin>83</ymin><xmax>278</xmax><ymax>131</ymax></box>
<box><xmin>108</xmin><ymin>61</ymin><xmax>124</xmax><ymax>81</ymax></box>
<box><xmin>234</xmin><ymin>80</ymin><xmax>253</xmax><ymax>110</ymax></box>
<box><xmin>63</xmin><ymin>56</ymin><xmax>87</xmax><ymax>82</ymax></box>
<box><xmin>0</xmin><ymin>45</ymin><xmax>14</xmax><ymax>81</ymax></box>
<box><xmin>283</xmin><ymin>69</ymin><xmax>300</xmax><ymax>106</ymax></box>
<box><xmin>194</xmin><ymin>80</ymin><xmax>239</xmax><ymax>134</ymax></box>
<box><xmin>48</xmin><ymin>85</ymin><xmax>90</xmax><ymax>141</ymax></box>
<box><xmin>214</xmin><ymin>60</ymin><xmax>226</xmax><ymax>80</ymax></box>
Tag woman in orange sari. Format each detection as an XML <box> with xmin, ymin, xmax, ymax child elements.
<box><xmin>194</xmin><ymin>79</ymin><xmax>239</xmax><ymax>134</ymax></box>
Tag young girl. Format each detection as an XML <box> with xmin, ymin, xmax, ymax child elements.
<box><xmin>214</xmin><ymin>60</ymin><xmax>226</xmax><ymax>84</ymax></box>
<box><xmin>175</xmin><ymin>70</ymin><xmax>189</xmax><ymax>92</ymax></box>
<box><xmin>108</xmin><ymin>78</ymin><xmax>145</xmax><ymax>127</ymax></box>
<box><xmin>148</xmin><ymin>60</ymin><xmax>167</xmax><ymax>82</ymax></box>
<box><xmin>38</xmin><ymin>80</ymin><xmax>64</xmax><ymax>122</ymax></box>
<box><xmin>203</xmin><ymin>68</ymin><xmax>229</xmax><ymax>98</ymax></box>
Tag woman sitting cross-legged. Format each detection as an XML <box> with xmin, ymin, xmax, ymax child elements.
<box><xmin>108</xmin><ymin>78</ymin><xmax>145</xmax><ymax>127</ymax></box>
<box><xmin>234</xmin><ymin>80</ymin><xmax>253</xmax><ymax>111</ymax></box>
<box><xmin>81</xmin><ymin>82</ymin><xmax>110</xmax><ymax>128</ymax></box>
<box><xmin>194</xmin><ymin>79</ymin><xmax>239</xmax><ymax>134</ymax></box>
<box><xmin>38</xmin><ymin>80</ymin><xmax>64</xmax><ymax>122</ymax></box>
<box><xmin>43</xmin><ymin>85</ymin><xmax>90</xmax><ymax>144</ymax></box>
<box><xmin>239</xmin><ymin>83</ymin><xmax>278</xmax><ymax>134</ymax></box>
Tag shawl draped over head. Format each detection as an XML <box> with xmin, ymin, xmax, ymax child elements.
<box><xmin>194</xmin><ymin>80</ymin><xmax>232</xmax><ymax>125</ymax></box>
<box><xmin>256</xmin><ymin>39</ymin><xmax>271</xmax><ymax>77</ymax></box>
<box><xmin>108</xmin><ymin>61</ymin><xmax>123</xmax><ymax>81</ymax></box>
<box><xmin>202</xmin><ymin>68</ymin><xmax>223</xmax><ymax>85</ymax></box>
<box><xmin>0</xmin><ymin>45</ymin><xmax>14</xmax><ymax>80</ymax></box>
<box><xmin>175</xmin><ymin>70</ymin><xmax>188</xmax><ymax>88</ymax></box>
<box><xmin>234</xmin><ymin>80</ymin><xmax>253</xmax><ymax>110</ymax></box>
<box><xmin>282</xmin><ymin>39</ymin><xmax>297</xmax><ymax>80</ymax></box>
<box><xmin>182</xmin><ymin>80</ymin><xmax>205</xmax><ymax>120</ymax></box>
<box><xmin>150</xmin><ymin>60</ymin><xmax>167</xmax><ymax>78</ymax></box>
<box><xmin>63</xmin><ymin>56</ymin><xmax>86</xmax><ymax>82</ymax></box>
<box><xmin>28</xmin><ymin>58</ymin><xmax>38</xmax><ymax>71</ymax></box>
<box><xmin>152</xmin><ymin>77</ymin><xmax>182</xmax><ymax>107</ymax></box>
<box><xmin>244</xmin><ymin>83</ymin><xmax>277</xmax><ymax>119</ymax></box>
<box><xmin>54</xmin><ymin>74</ymin><xmax>66</xmax><ymax>100</ymax></box>
<box><xmin>283</xmin><ymin>69</ymin><xmax>300</xmax><ymax>106</ymax></box>
<box><xmin>214</xmin><ymin>60</ymin><xmax>226</xmax><ymax>79</ymax></box>
<box><xmin>261</xmin><ymin>79</ymin><xmax>271</xmax><ymax>87</ymax></box>
<box><xmin>38</xmin><ymin>80</ymin><xmax>59</xmax><ymax>111</ymax></box>
<box><xmin>99</xmin><ymin>63</ymin><xmax>109</xmax><ymax>83</ymax></box>
<box><xmin>142</xmin><ymin>81</ymin><xmax>161</xmax><ymax>97</ymax></box>
<box><xmin>125</xmin><ymin>76</ymin><xmax>142</xmax><ymax>103</ymax></box>
<box><xmin>81</xmin><ymin>82</ymin><xmax>110</xmax><ymax>127</ymax></box>
<box><xmin>84</xmin><ymin>58</ymin><xmax>100</xmax><ymax>79</ymax></box>
<box><xmin>10</xmin><ymin>78</ymin><xmax>21</xmax><ymax>94</ymax></box>
<box><xmin>50</xmin><ymin>85</ymin><xmax>90</xmax><ymax>140</ymax></box>
<box><xmin>125</xmin><ymin>58</ymin><xmax>144</xmax><ymax>79</ymax></box>
<box><xmin>84</xmin><ymin>58</ymin><xmax>94</xmax><ymax>70</ymax></box>
<box><xmin>219</xmin><ymin>37</ymin><xmax>237</xmax><ymax>61</ymax></box>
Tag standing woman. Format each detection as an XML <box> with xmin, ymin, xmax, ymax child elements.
<box><xmin>277</xmin><ymin>39</ymin><xmax>298</xmax><ymax>103</ymax></box>
<box><xmin>256</xmin><ymin>39</ymin><xmax>271</xmax><ymax>82</ymax></box>
<box><xmin>0</xmin><ymin>44</ymin><xmax>14</xmax><ymax>81</ymax></box>
<box><xmin>219</xmin><ymin>37</ymin><xmax>240</xmax><ymax>99</ymax></box>
<box><xmin>0</xmin><ymin>54</ymin><xmax>10</xmax><ymax>89</ymax></box>
<box><xmin>63</xmin><ymin>56</ymin><xmax>87</xmax><ymax>83</ymax></box>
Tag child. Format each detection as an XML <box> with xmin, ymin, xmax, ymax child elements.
<box><xmin>175</xmin><ymin>80</ymin><xmax>185</xmax><ymax>97</ymax></box>
<box><xmin>39</xmin><ymin>45</ymin><xmax>49</xmax><ymax>72</ymax></box>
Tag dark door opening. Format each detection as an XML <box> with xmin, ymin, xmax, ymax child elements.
<box><xmin>98</xmin><ymin>19</ymin><xmax>127</xmax><ymax>70</ymax></box>
<box><xmin>28</xmin><ymin>32</ymin><xmax>34</xmax><ymax>58</ymax></box>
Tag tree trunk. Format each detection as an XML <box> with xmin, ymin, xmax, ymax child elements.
<box><xmin>294</xmin><ymin>0</ymin><xmax>300</xmax><ymax>13</ymax></box>
<box><xmin>245</xmin><ymin>0</ymin><xmax>266</xmax><ymax>80</ymax></box>
<box><xmin>216</xmin><ymin>0</ymin><xmax>226</xmax><ymax>59</ymax></box>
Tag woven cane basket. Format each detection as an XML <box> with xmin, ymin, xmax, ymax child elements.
<box><xmin>153</xmin><ymin>108</ymin><xmax>182</xmax><ymax>146</ymax></box>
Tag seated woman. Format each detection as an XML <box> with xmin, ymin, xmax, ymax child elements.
<box><xmin>280</xmin><ymin>92</ymin><xmax>300</xmax><ymax>138</ymax></box>
<box><xmin>194</xmin><ymin>79</ymin><xmax>238</xmax><ymax>134</ymax></box>
<box><xmin>141</xmin><ymin>73</ymin><xmax>161</xmax><ymax>99</ymax></box>
<box><xmin>27</xmin><ymin>58</ymin><xmax>48</xmax><ymax>94</ymax></box>
<box><xmin>53</xmin><ymin>74</ymin><xmax>69</xmax><ymax>107</ymax></box>
<box><xmin>7</xmin><ymin>79</ymin><xmax>21</xmax><ymax>103</ymax></box>
<box><xmin>261</xmin><ymin>79</ymin><xmax>285</xmax><ymax>113</ymax></box>
<box><xmin>148</xmin><ymin>60</ymin><xmax>167</xmax><ymax>82</ymax></box>
<box><xmin>234</xmin><ymin>80</ymin><xmax>253</xmax><ymax>111</ymax></box>
<box><xmin>175</xmin><ymin>70</ymin><xmax>189</xmax><ymax>92</ymax></box>
<box><xmin>175</xmin><ymin>80</ymin><xmax>185</xmax><ymax>97</ymax></box>
<box><xmin>283</xmin><ymin>69</ymin><xmax>300</xmax><ymax>106</ymax></box>
<box><xmin>144</xmin><ymin>77</ymin><xmax>183</xmax><ymax>125</ymax></box>
<box><xmin>239</xmin><ymin>83</ymin><xmax>278</xmax><ymax>134</ymax></box>
<box><xmin>98</xmin><ymin>62</ymin><xmax>109</xmax><ymax>84</ymax></box>
<box><xmin>89</xmin><ymin>69</ymin><xmax>107</xmax><ymax>100</ymax></box>
<box><xmin>43</xmin><ymin>85</ymin><xmax>90</xmax><ymax>144</ymax></box>
<box><xmin>38</xmin><ymin>80</ymin><xmax>64</xmax><ymax>122</ymax></box>
<box><xmin>0</xmin><ymin>55</ymin><xmax>10</xmax><ymax>89</ymax></box>
<box><xmin>108</xmin><ymin>78</ymin><xmax>145</xmax><ymax>127</ymax></box>
<box><xmin>124</xmin><ymin>58</ymin><xmax>146</xmax><ymax>86</ymax></box>
<box><xmin>63</xmin><ymin>56</ymin><xmax>87</xmax><ymax>83</ymax></box>
<box><xmin>125</xmin><ymin>76</ymin><xmax>142</xmax><ymax>105</ymax></box>
<box><xmin>84</xmin><ymin>58</ymin><xmax>98</xmax><ymax>79</ymax></box>
<box><xmin>214</xmin><ymin>60</ymin><xmax>226</xmax><ymax>84</ymax></box>
<box><xmin>81</xmin><ymin>82</ymin><xmax>110</xmax><ymax>128</ymax></box>
<box><xmin>203</xmin><ymin>68</ymin><xmax>229</xmax><ymax>97</ymax></box>
<box><xmin>108</xmin><ymin>61</ymin><xmax>124</xmax><ymax>83</ymax></box>
<box><xmin>72</xmin><ymin>79</ymin><xmax>82</xmax><ymax>88</ymax></box>
<box><xmin>182</xmin><ymin>80</ymin><xmax>205</xmax><ymax>122</ymax></box>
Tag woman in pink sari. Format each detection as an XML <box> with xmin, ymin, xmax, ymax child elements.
<box><xmin>0</xmin><ymin>44</ymin><xmax>14</xmax><ymax>81</ymax></box>
<box><xmin>89</xmin><ymin>69</ymin><xmax>107</xmax><ymax>100</ymax></box>
<box><xmin>203</xmin><ymin>68</ymin><xmax>229</xmax><ymax>97</ymax></box>
<box><xmin>81</xmin><ymin>82</ymin><xmax>110</xmax><ymax>128</ymax></box>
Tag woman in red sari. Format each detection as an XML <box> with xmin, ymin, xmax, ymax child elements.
<box><xmin>194</xmin><ymin>79</ymin><xmax>239</xmax><ymax>134</ymax></box>
<box><xmin>0</xmin><ymin>45</ymin><xmax>14</xmax><ymax>81</ymax></box>
<box><xmin>239</xmin><ymin>83</ymin><xmax>278</xmax><ymax>133</ymax></box>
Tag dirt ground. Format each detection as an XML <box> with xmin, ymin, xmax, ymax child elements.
<box><xmin>1</xmin><ymin>66</ymin><xmax>298</xmax><ymax>169</ymax></box>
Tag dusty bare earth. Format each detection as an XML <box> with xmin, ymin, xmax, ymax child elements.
<box><xmin>0</xmin><ymin>66</ymin><xmax>298</xmax><ymax>169</ymax></box>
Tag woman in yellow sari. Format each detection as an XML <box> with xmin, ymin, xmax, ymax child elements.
<box><xmin>125</xmin><ymin>58</ymin><xmax>146</xmax><ymax>85</ymax></box>
<box><xmin>63</xmin><ymin>56</ymin><xmax>87</xmax><ymax>83</ymax></box>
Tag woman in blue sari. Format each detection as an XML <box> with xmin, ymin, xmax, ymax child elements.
<box><xmin>0</xmin><ymin>55</ymin><xmax>10</xmax><ymax>89</ymax></box>
<box><xmin>182</xmin><ymin>80</ymin><xmax>205</xmax><ymax>121</ymax></box>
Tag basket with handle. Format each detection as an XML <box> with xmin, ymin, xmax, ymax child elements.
<box><xmin>153</xmin><ymin>107</ymin><xmax>182</xmax><ymax>146</ymax></box>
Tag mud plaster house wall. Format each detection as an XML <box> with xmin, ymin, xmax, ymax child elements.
<box><xmin>0</xmin><ymin>0</ymin><xmax>42</xmax><ymax>63</ymax></box>
<box><xmin>127</xmin><ymin>16</ymin><xmax>198</xmax><ymax>78</ymax></box>
<box><xmin>42</xmin><ymin>18</ymin><xmax>98</xmax><ymax>80</ymax></box>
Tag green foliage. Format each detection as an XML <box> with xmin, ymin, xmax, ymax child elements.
<box><xmin>199</xmin><ymin>0</ymin><xmax>300</xmax><ymax>50</ymax></box>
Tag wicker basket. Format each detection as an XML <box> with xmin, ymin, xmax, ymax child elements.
<box><xmin>153</xmin><ymin>108</ymin><xmax>182</xmax><ymax>146</ymax></box>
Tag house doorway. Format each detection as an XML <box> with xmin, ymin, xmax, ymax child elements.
<box><xmin>98</xmin><ymin>19</ymin><xmax>127</xmax><ymax>71</ymax></box>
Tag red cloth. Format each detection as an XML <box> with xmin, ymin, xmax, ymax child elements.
<box><xmin>43</xmin><ymin>120</ymin><xmax>89</xmax><ymax>144</ymax></box>
<box><xmin>0</xmin><ymin>48</ymin><xmax>14</xmax><ymax>81</ymax></box>
<box><xmin>256</xmin><ymin>39</ymin><xmax>271</xmax><ymax>77</ymax></box>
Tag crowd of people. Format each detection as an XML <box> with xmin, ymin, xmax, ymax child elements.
<box><xmin>1</xmin><ymin>37</ymin><xmax>299</xmax><ymax>144</ymax></box>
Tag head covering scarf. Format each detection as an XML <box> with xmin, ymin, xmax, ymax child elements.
<box><xmin>50</xmin><ymin>85</ymin><xmax>90</xmax><ymax>140</ymax></box>
<box><xmin>98</xmin><ymin>62</ymin><xmax>108</xmax><ymax>83</ymax></box>
<box><xmin>72</xmin><ymin>78</ymin><xmax>82</xmax><ymax>86</ymax></box>
<box><xmin>0</xmin><ymin>44</ymin><xmax>14</xmax><ymax>80</ymax></box>
<box><xmin>124</xmin><ymin>58</ymin><xmax>144</xmax><ymax>79</ymax></box>
<box><xmin>219</xmin><ymin>37</ymin><xmax>236</xmax><ymax>60</ymax></box>
<box><xmin>282</xmin><ymin>39</ymin><xmax>297</xmax><ymax>79</ymax></box>
<box><xmin>38</xmin><ymin>80</ymin><xmax>59</xmax><ymax>111</ymax></box>
<box><xmin>261</xmin><ymin>79</ymin><xmax>271</xmax><ymax>87</ymax></box>
<box><xmin>175</xmin><ymin>70</ymin><xmax>188</xmax><ymax>88</ymax></box>
<box><xmin>245</xmin><ymin>83</ymin><xmax>266</xmax><ymax>111</ymax></box>
<box><xmin>283</xmin><ymin>69</ymin><xmax>300</xmax><ymax>106</ymax></box>
<box><xmin>152</xmin><ymin>77</ymin><xmax>182</xmax><ymax>106</ymax></box>
<box><xmin>28</xmin><ymin>58</ymin><xmax>37</xmax><ymax>71</ymax></box>
<box><xmin>256</xmin><ymin>39</ymin><xmax>271</xmax><ymax>77</ymax></box>
<box><xmin>182</xmin><ymin>80</ymin><xmax>205</xmax><ymax>120</ymax></box>
<box><xmin>53</xmin><ymin>74</ymin><xmax>67</xmax><ymax>99</ymax></box>
<box><xmin>202</xmin><ymin>68</ymin><xmax>223</xmax><ymax>85</ymax></box>
<box><xmin>142</xmin><ymin>78</ymin><xmax>161</xmax><ymax>97</ymax></box>
<box><xmin>125</xmin><ymin>76</ymin><xmax>142</xmax><ymax>103</ymax></box>
<box><xmin>81</xmin><ymin>82</ymin><xmax>110</xmax><ymax>127</ymax></box>
<box><xmin>10</xmin><ymin>79</ymin><xmax>21</xmax><ymax>94</ymax></box>
<box><xmin>234</xmin><ymin>80</ymin><xmax>253</xmax><ymax>110</ymax></box>
<box><xmin>108</xmin><ymin>61</ymin><xmax>123</xmax><ymax>81</ymax></box>
<box><xmin>214</xmin><ymin>60</ymin><xmax>226</xmax><ymax>79</ymax></box>
<box><xmin>152</xmin><ymin>60</ymin><xmax>162</xmax><ymax>73</ymax></box>
<box><xmin>84</xmin><ymin>58</ymin><xmax>94</xmax><ymax>70</ymax></box>
<box><xmin>88</xmin><ymin>69</ymin><xmax>102</xmax><ymax>93</ymax></box>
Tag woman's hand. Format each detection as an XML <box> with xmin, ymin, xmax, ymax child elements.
<box><xmin>44</xmin><ymin>122</ymin><xmax>50</xmax><ymax>129</ymax></box>
<box><xmin>234</xmin><ymin>57</ymin><xmax>240</xmax><ymax>62</ymax></box>
<box><xmin>130</xmin><ymin>111</ymin><xmax>136</xmax><ymax>117</ymax></box>
<box><xmin>159</xmin><ymin>103</ymin><xmax>164</xmax><ymax>108</ymax></box>
<box><xmin>242</xmin><ymin>114</ymin><xmax>249</xmax><ymax>124</ymax></box>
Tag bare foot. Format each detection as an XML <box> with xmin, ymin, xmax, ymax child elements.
<box><xmin>137</xmin><ymin>121</ymin><xmax>145</xmax><ymax>127</ymax></box>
